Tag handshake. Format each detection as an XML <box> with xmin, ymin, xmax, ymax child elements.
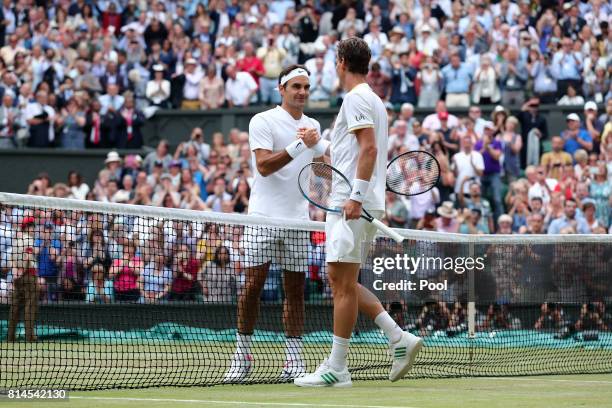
<box><xmin>297</xmin><ymin>127</ymin><xmax>320</xmax><ymax>147</ymax></box>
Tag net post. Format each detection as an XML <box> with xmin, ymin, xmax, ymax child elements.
<box><xmin>467</xmin><ymin>241</ymin><xmax>476</xmax><ymax>339</ymax></box>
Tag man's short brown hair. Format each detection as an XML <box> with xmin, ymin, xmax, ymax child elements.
<box><xmin>337</xmin><ymin>37</ymin><xmax>371</xmax><ymax>75</ymax></box>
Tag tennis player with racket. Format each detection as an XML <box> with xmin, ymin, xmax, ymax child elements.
<box><xmin>295</xmin><ymin>38</ymin><xmax>424</xmax><ymax>388</ymax></box>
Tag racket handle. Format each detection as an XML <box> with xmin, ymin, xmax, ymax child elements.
<box><xmin>371</xmin><ymin>218</ymin><xmax>405</xmax><ymax>243</ymax></box>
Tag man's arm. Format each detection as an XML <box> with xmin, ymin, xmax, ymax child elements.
<box><xmin>253</xmin><ymin>129</ymin><xmax>319</xmax><ymax>177</ymax></box>
<box><xmin>345</xmin><ymin>127</ymin><xmax>377</xmax><ymax>220</ymax></box>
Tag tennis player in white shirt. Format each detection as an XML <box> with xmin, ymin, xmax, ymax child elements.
<box><xmin>295</xmin><ymin>38</ymin><xmax>423</xmax><ymax>388</ymax></box>
<box><xmin>224</xmin><ymin>64</ymin><xmax>326</xmax><ymax>383</ymax></box>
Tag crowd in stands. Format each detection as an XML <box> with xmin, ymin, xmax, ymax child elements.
<box><xmin>0</xmin><ymin>0</ymin><xmax>610</xmax><ymax>148</ymax></box>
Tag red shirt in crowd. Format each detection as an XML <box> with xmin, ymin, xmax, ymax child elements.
<box><xmin>172</xmin><ymin>258</ymin><xmax>199</xmax><ymax>294</ymax></box>
<box><xmin>236</xmin><ymin>56</ymin><xmax>265</xmax><ymax>85</ymax></box>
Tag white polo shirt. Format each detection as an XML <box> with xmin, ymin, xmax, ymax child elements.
<box><xmin>330</xmin><ymin>83</ymin><xmax>388</xmax><ymax>211</ymax></box>
<box><xmin>249</xmin><ymin>106</ymin><xmax>321</xmax><ymax>220</ymax></box>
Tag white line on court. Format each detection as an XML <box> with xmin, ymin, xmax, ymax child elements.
<box><xmin>70</xmin><ymin>396</ymin><xmax>417</xmax><ymax>408</ymax></box>
<box><xmin>480</xmin><ymin>377</ymin><xmax>612</xmax><ymax>385</ymax></box>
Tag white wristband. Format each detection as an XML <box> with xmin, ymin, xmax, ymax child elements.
<box><xmin>285</xmin><ymin>139</ymin><xmax>308</xmax><ymax>159</ymax></box>
<box><xmin>350</xmin><ymin>179</ymin><xmax>369</xmax><ymax>203</ymax></box>
<box><xmin>312</xmin><ymin>138</ymin><xmax>330</xmax><ymax>157</ymax></box>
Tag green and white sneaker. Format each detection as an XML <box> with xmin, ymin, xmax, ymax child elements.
<box><xmin>389</xmin><ymin>331</ymin><xmax>423</xmax><ymax>382</ymax></box>
<box><xmin>294</xmin><ymin>360</ymin><xmax>352</xmax><ymax>387</ymax></box>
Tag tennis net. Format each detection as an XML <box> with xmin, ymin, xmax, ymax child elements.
<box><xmin>0</xmin><ymin>192</ymin><xmax>611</xmax><ymax>390</ymax></box>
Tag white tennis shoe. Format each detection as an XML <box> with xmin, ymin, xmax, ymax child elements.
<box><xmin>223</xmin><ymin>353</ymin><xmax>253</xmax><ymax>383</ymax></box>
<box><xmin>294</xmin><ymin>360</ymin><xmax>352</xmax><ymax>387</ymax></box>
<box><xmin>280</xmin><ymin>358</ymin><xmax>306</xmax><ymax>380</ymax></box>
<box><xmin>389</xmin><ymin>331</ymin><xmax>423</xmax><ymax>382</ymax></box>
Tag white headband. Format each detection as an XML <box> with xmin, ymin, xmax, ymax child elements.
<box><xmin>279</xmin><ymin>68</ymin><xmax>309</xmax><ymax>87</ymax></box>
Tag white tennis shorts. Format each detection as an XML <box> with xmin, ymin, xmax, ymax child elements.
<box><xmin>243</xmin><ymin>226</ymin><xmax>309</xmax><ymax>272</ymax></box>
<box><xmin>325</xmin><ymin>210</ymin><xmax>384</xmax><ymax>264</ymax></box>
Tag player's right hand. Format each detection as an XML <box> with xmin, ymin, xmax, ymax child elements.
<box><xmin>299</xmin><ymin>128</ymin><xmax>319</xmax><ymax>148</ymax></box>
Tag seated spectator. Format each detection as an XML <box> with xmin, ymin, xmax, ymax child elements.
<box><xmin>142</xmin><ymin>253</ymin><xmax>172</xmax><ymax>303</ymax></box>
<box><xmin>575</xmin><ymin>303</ymin><xmax>607</xmax><ymax>331</ymax></box>
<box><xmin>200</xmin><ymin>246</ymin><xmax>236</xmax><ymax>303</ymax></box>
<box><xmin>458</xmin><ymin>208</ymin><xmax>488</xmax><ymax>234</ymax></box>
<box><xmin>458</xmin><ymin>180</ymin><xmax>493</xmax><ymax>233</ymax></box>
<box><xmin>143</xmin><ymin>140</ymin><xmax>172</xmax><ymax>173</ymax></box>
<box><xmin>434</xmin><ymin>201</ymin><xmax>460</xmax><ymax>233</ymax></box>
<box><xmin>67</xmin><ymin>171</ymin><xmax>90</xmax><ymax>200</ymax></box>
<box><xmin>206</xmin><ymin>177</ymin><xmax>232</xmax><ymax>212</ymax></box>
<box><xmin>548</xmin><ymin>198</ymin><xmax>590</xmax><ymax>234</ymax></box>
<box><xmin>416</xmin><ymin>300</ymin><xmax>450</xmax><ymax>336</ymax></box>
<box><xmin>110</xmin><ymin>238</ymin><xmax>143</xmax><ymax>302</ymax></box>
<box><xmin>145</xmin><ymin>64</ymin><xmax>171</xmax><ymax>108</ymax></box>
<box><xmin>519</xmin><ymin>212</ymin><xmax>546</xmax><ymax>234</ymax></box>
<box><xmin>169</xmin><ymin>244</ymin><xmax>200</xmax><ymax>301</ymax></box>
<box><xmin>441</xmin><ymin>52</ymin><xmax>472</xmax><ymax>108</ymax></box>
<box><xmin>496</xmin><ymin>214</ymin><xmax>514</xmax><ymax>234</ymax></box>
<box><xmin>534</xmin><ymin>302</ymin><xmax>565</xmax><ymax>330</ymax></box>
<box><xmin>224</xmin><ymin>65</ymin><xmax>258</xmax><ymax>108</ymax></box>
<box><xmin>582</xmin><ymin>200</ymin><xmax>602</xmax><ymax>232</ymax></box>
<box><xmin>385</xmin><ymin>190</ymin><xmax>409</xmax><ymax>228</ymax></box>
<box><xmin>541</xmin><ymin>136</ymin><xmax>574</xmax><ymax>180</ymax></box>
<box><xmin>562</xmin><ymin>113</ymin><xmax>593</xmax><ymax>155</ymax></box>
<box><xmin>557</xmin><ymin>85</ymin><xmax>585</xmax><ymax>106</ymax></box>
<box><xmin>479</xmin><ymin>304</ymin><xmax>511</xmax><ymax>330</ymax></box>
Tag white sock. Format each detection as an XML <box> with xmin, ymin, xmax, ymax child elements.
<box><xmin>328</xmin><ymin>335</ymin><xmax>350</xmax><ymax>371</ymax></box>
<box><xmin>374</xmin><ymin>311</ymin><xmax>403</xmax><ymax>344</ymax></box>
<box><xmin>285</xmin><ymin>336</ymin><xmax>303</xmax><ymax>362</ymax></box>
<box><xmin>236</xmin><ymin>332</ymin><xmax>252</xmax><ymax>357</ymax></box>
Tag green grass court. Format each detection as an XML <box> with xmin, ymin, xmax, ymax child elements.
<box><xmin>1</xmin><ymin>374</ymin><xmax>611</xmax><ymax>407</ymax></box>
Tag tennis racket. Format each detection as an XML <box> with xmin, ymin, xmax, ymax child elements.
<box><xmin>386</xmin><ymin>150</ymin><xmax>440</xmax><ymax>196</ymax></box>
<box><xmin>298</xmin><ymin>162</ymin><xmax>404</xmax><ymax>243</ymax></box>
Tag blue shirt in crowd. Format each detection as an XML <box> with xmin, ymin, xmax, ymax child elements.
<box><xmin>441</xmin><ymin>63</ymin><xmax>473</xmax><ymax>94</ymax></box>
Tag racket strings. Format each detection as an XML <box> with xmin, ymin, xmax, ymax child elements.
<box><xmin>299</xmin><ymin>162</ymin><xmax>334</xmax><ymax>209</ymax></box>
<box><xmin>387</xmin><ymin>152</ymin><xmax>440</xmax><ymax>196</ymax></box>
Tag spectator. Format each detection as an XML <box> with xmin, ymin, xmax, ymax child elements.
<box><xmin>562</xmin><ymin>113</ymin><xmax>593</xmax><ymax>155</ymax></box>
<box><xmin>143</xmin><ymin>140</ymin><xmax>172</xmax><ymax>173</ymax></box>
<box><xmin>200</xmin><ymin>245</ymin><xmax>236</xmax><ymax>303</ymax></box>
<box><xmin>452</xmin><ymin>134</ymin><xmax>484</xmax><ymax>197</ymax></box>
<box><xmin>541</xmin><ymin>136</ymin><xmax>573</xmax><ymax>180</ymax></box>
<box><xmin>199</xmin><ymin>64</ymin><xmax>225</xmax><ymax>110</ymax></box>
<box><xmin>145</xmin><ymin>64</ymin><xmax>171</xmax><ymax>108</ymax></box>
<box><xmin>224</xmin><ymin>65</ymin><xmax>258</xmax><ymax>108</ymax></box>
<box><xmin>471</xmin><ymin>54</ymin><xmax>500</xmax><ymax>105</ymax></box>
<box><xmin>110</xmin><ymin>238</ymin><xmax>143</xmax><ymax>302</ymax></box>
<box><xmin>458</xmin><ymin>180</ymin><xmax>494</xmax><ymax>233</ymax></box>
<box><xmin>25</xmin><ymin>90</ymin><xmax>56</xmax><ymax>148</ymax></box>
<box><xmin>363</xmin><ymin>21</ymin><xmax>388</xmax><ymax>60</ymax></box>
<box><xmin>475</xmin><ymin>123</ymin><xmax>504</xmax><ymax>220</ymax></box>
<box><xmin>519</xmin><ymin>97</ymin><xmax>549</xmax><ymax>168</ymax></box>
<box><xmin>257</xmin><ymin>35</ymin><xmax>286</xmax><ymax>105</ymax></box>
<box><xmin>309</xmin><ymin>58</ymin><xmax>335</xmax><ymax>108</ymax></box>
<box><xmin>496</xmin><ymin>214</ymin><xmax>514</xmax><ymax>234</ymax></box>
<box><xmin>417</xmin><ymin>56</ymin><xmax>442</xmax><ymax>108</ymax></box>
<box><xmin>557</xmin><ymin>84</ymin><xmax>585</xmax><ymax>106</ymax></box>
<box><xmin>458</xmin><ymin>208</ymin><xmax>487</xmax><ymax>234</ymax></box>
<box><xmin>582</xmin><ymin>200</ymin><xmax>602</xmax><ymax>232</ymax></box>
<box><xmin>501</xmin><ymin>116</ymin><xmax>523</xmax><ymax>182</ymax></box>
<box><xmin>0</xmin><ymin>93</ymin><xmax>20</xmax><ymax>148</ymax></box>
<box><xmin>434</xmin><ymin>201</ymin><xmax>460</xmax><ymax>233</ymax></box>
<box><xmin>180</xmin><ymin>59</ymin><xmax>206</xmax><ymax>110</ymax></box>
<box><xmin>520</xmin><ymin>212</ymin><xmax>546</xmax><ymax>234</ymax></box>
<box><xmin>112</xmin><ymin>92</ymin><xmax>145</xmax><ymax>149</ymax></box>
<box><xmin>67</xmin><ymin>171</ymin><xmax>89</xmax><ymax>200</ymax></box>
<box><xmin>499</xmin><ymin>46</ymin><xmax>528</xmax><ymax>106</ymax></box>
<box><xmin>169</xmin><ymin>244</ymin><xmax>199</xmax><ymax>301</ymax></box>
<box><xmin>583</xmin><ymin>101</ymin><xmax>604</xmax><ymax>153</ymax></box>
<box><xmin>366</xmin><ymin>62</ymin><xmax>391</xmax><ymax>102</ymax></box>
<box><xmin>390</xmin><ymin>51</ymin><xmax>417</xmax><ymax>105</ymax></box>
<box><xmin>57</xmin><ymin>98</ymin><xmax>86</xmax><ymax>149</ymax></box>
<box><xmin>589</xmin><ymin>162</ymin><xmax>611</xmax><ymax>227</ymax></box>
<box><xmin>99</xmin><ymin>84</ymin><xmax>125</xmax><ymax>115</ymax></box>
<box><xmin>441</xmin><ymin>52</ymin><xmax>472</xmax><ymax>108</ymax></box>
<box><xmin>529</xmin><ymin>51</ymin><xmax>558</xmax><ymax>103</ymax></box>
<box><xmin>206</xmin><ymin>177</ymin><xmax>232</xmax><ymax>212</ymax></box>
<box><xmin>552</xmin><ymin>37</ymin><xmax>583</xmax><ymax>97</ymax></box>
<box><xmin>548</xmin><ymin>198</ymin><xmax>590</xmax><ymax>234</ymax></box>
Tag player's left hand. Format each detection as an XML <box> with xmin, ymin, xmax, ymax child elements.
<box><xmin>344</xmin><ymin>199</ymin><xmax>362</xmax><ymax>220</ymax></box>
